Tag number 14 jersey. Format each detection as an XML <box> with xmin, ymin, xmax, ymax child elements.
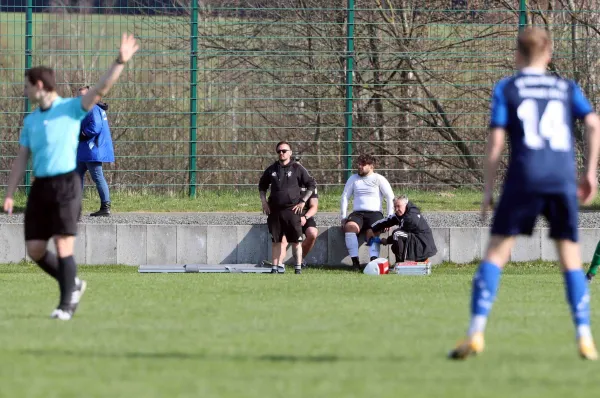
<box><xmin>490</xmin><ymin>68</ymin><xmax>594</xmax><ymax>194</ymax></box>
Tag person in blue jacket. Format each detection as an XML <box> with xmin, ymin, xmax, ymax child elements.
<box><xmin>76</xmin><ymin>86</ymin><xmax>115</xmax><ymax>216</ymax></box>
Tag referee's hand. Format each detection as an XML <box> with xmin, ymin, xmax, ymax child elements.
<box><xmin>3</xmin><ymin>197</ymin><xmax>14</xmax><ymax>215</ymax></box>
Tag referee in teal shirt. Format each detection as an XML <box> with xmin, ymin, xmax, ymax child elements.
<box><xmin>3</xmin><ymin>33</ymin><xmax>139</xmax><ymax>321</ymax></box>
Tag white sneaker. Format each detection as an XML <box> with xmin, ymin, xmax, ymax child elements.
<box><xmin>71</xmin><ymin>280</ymin><xmax>87</xmax><ymax>305</ymax></box>
<box><xmin>50</xmin><ymin>308</ymin><xmax>72</xmax><ymax>321</ymax></box>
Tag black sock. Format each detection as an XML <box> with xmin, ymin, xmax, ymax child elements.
<box><xmin>35</xmin><ymin>251</ymin><xmax>59</xmax><ymax>280</ymax></box>
<box><xmin>58</xmin><ymin>256</ymin><xmax>77</xmax><ymax>308</ymax></box>
<box><xmin>351</xmin><ymin>257</ymin><xmax>360</xmax><ymax>267</ymax></box>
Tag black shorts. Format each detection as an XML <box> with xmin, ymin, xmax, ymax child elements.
<box><xmin>25</xmin><ymin>171</ymin><xmax>82</xmax><ymax>241</ymax></box>
<box><xmin>346</xmin><ymin>211</ymin><xmax>384</xmax><ymax>233</ymax></box>
<box><xmin>302</xmin><ymin>217</ymin><xmax>317</xmax><ymax>235</ymax></box>
<box><xmin>268</xmin><ymin>207</ymin><xmax>303</xmax><ymax>243</ymax></box>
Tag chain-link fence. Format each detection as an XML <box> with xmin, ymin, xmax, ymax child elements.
<box><xmin>1</xmin><ymin>0</ymin><xmax>598</xmax><ymax>194</ymax></box>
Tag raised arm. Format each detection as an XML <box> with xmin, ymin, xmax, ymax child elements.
<box><xmin>81</xmin><ymin>33</ymin><xmax>139</xmax><ymax>112</ymax></box>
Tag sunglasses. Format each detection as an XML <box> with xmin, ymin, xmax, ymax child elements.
<box><xmin>277</xmin><ymin>149</ymin><xmax>290</xmax><ymax>154</ymax></box>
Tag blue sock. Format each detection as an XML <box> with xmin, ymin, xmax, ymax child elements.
<box><xmin>468</xmin><ymin>260</ymin><xmax>502</xmax><ymax>335</ymax></box>
<box><xmin>563</xmin><ymin>269</ymin><xmax>591</xmax><ymax>338</ymax></box>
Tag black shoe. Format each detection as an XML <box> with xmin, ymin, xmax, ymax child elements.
<box><xmin>295</xmin><ymin>268</ymin><xmax>302</xmax><ymax>274</ymax></box>
<box><xmin>587</xmin><ymin>272</ymin><xmax>594</xmax><ymax>282</ymax></box>
<box><xmin>270</xmin><ymin>266</ymin><xmax>285</xmax><ymax>274</ymax></box>
<box><xmin>370</xmin><ymin>256</ymin><xmax>377</xmax><ymax>261</ymax></box>
<box><xmin>301</xmin><ymin>262</ymin><xmax>307</xmax><ymax>269</ymax></box>
<box><xmin>90</xmin><ymin>201</ymin><xmax>111</xmax><ymax>217</ymax></box>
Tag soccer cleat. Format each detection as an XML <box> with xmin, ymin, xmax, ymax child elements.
<box><xmin>50</xmin><ymin>308</ymin><xmax>73</xmax><ymax>321</ymax></box>
<box><xmin>578</xmin><ymin>336</ymin><xmax>598</xmax><ymax>360</ymax></box>
<box><xmin>270</xmin><ymin>266</ymin><xmax>285</xmax><ymax>274</ymax></box>
<box><xmin>587</xmin><ymin>272</ymin><xmax>594</xmax><ymax>282</ymax></box>
<box><xmin>370</xmin><ymin>256</ymin><xmax>377</xmax><ymax>261</ymax></box>
<box><xmin>70</xmin><ymin>279</ymin><xmax>87</xmax><ymax>314</ymax></box>
<box><xmin>448</xmin><ymin>332</ymin><xmax>485</xmax><ymax>360</ymax></box>
<box><xmin>295</xmin><ymin>268</ymin><xmax>302</xmax><ymax>275</ymax></box>
<box><xmin>261</xmin><ymin>260</ymin><xmax>273</xmax><ymax>268</ymax></box>
<box><xmin>301</xmin><ymin>262</ymin><xmax>307</xmax><ymax>269</ymax></box>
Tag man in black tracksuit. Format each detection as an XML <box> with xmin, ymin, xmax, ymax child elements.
<box><xmin>370</xmin><ymin>195</ymin><xmax>437</xmax><ymax>262</ymax></box>
<box><xmin>259</xmin><ymin>141</ymin><xmax>316</xmax><ymax>274</ymax></box>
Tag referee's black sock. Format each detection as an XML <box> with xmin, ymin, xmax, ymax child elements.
<box><xmin>58</xmin><ymin>256</ymin><xmax>77</xmax><ymax>308</ymax></box>
<box><xmin>35</xmin><ymin>251</ymin><xmax>59</xmax><ymax>280</ymax></box>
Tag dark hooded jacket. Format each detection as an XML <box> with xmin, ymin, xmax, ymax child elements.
<box><xmin>371</xmin><ymin>201</ymin><xmax>437</xmax><ymax>261</ymax></box>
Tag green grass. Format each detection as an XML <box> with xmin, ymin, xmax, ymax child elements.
<box><xmin>0</xmin><ymin>188</ymin><xmax>492</xmax><ymax>213</ymax></box>
<box><xmin>6</xmin><ymin>187</ymin><xmax>600</xmax><ymax>213</ymax></box>
<box><xmin>1</xmin><ymin>261</ymin><xmax>600</xmax><ymax>397</ymax></box>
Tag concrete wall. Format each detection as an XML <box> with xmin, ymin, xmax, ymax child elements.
<box><xmin>1</xmin><ymin>224</ymin><xmax>600</xmax><ymax>265</ymax></box>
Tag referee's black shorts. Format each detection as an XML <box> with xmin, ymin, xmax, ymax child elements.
<box><xmin>25</xmin><ymin>171</ymin><xmax>82</xmax><ymax>241</ymax></box>
<box><xmin>268</xmin><ymin>207</ymin><xmax>303</xmax><ymax>243</ymax></box>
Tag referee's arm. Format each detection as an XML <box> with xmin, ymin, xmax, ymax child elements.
<box><xmin>81</xmin><ymin>33</ymin><xmax>139</xmax><ymax>111</ymax></box>
<box><xmin>4</xmin><ymin>146</ymin><xmax>30</xmax><ymax>209</ymax></box>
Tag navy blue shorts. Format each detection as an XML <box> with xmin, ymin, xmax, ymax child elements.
<box><xmin>491</xmin><ymin>190</ymin><xmax>579</xmax><ymax>242</ymax></box>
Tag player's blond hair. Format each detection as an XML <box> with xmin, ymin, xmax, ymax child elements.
<box><xmin>517</xmin><ymin>27</ymin><xmax>552</xmax><ymax>62</ymax></box>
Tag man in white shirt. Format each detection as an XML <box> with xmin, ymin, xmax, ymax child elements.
<box><xmin>340</xmin><ymin>154</ymin><xmax>395</xmax><ymax>270</ymax></box>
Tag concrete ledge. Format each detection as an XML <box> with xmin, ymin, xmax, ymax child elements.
<box><xmin>1</xmin><ymin>224</ymin><xmax>600</xmax><ymax>266</ymax></box>
<box><xmin>450</xmin><ymin>228</ymin><xmax>481</xmax><ymax>264</ymax></box>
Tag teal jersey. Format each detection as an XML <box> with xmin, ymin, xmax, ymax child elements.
<box><xmin>19</xmin><ymin>96</ymin><xmax>88</xmax><ymax>177</ymax></box>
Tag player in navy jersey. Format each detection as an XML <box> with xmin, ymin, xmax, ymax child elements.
<box><xmin>449</xmin><ymin>28</ymin><xmax>600</xmax><ymax>360</ymax></box>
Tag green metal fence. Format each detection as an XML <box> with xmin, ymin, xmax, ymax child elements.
<box><xmin>1</xmin><ymin>0</ymin><xmax>598</xmax><ymax>194</ymax></box>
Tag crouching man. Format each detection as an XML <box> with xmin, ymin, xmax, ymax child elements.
<box><xmin>370</xmin><ymin>195</ymin><xmax>437</xmax><ymax>262</ymax></box>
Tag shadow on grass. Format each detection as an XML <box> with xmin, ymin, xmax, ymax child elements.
<box><xmin>19</xmin><ymin>349</ymin><xmax>404</xmax><ymax>363</ymax></box>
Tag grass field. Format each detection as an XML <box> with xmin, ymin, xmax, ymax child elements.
<box><xmin>1</xmin><ymin>261</ymin><xmax>600</xmax><ymax>397</ymax></box>
<box><xmin>0</xmin><ymin>187</ymin><xmax>523</xmax><ymax>213</ymax></box>
<box><xmin>4</xmin><ymin>187</ymin><xmax>600</xmax><ymax>213</ymax></box>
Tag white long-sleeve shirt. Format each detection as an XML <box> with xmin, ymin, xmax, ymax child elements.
<box><xmin>340</xmin><ymin>172</ymin><xmax>395</xmax><ymax>219</ymax></box>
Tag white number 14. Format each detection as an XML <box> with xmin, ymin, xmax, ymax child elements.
<box><xmin>517</xmin><ymin>99</ymin><xmax>570</xmax><ymax>151</ymax></box>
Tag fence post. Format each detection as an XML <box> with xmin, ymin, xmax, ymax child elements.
<box><xmin>344</xmin><ymin>0</ymin><xmax>355</xmax><ymax>181</ymax></box>
<box><xmin>519</xmin><ymin>0</ymin><xmax>527</xmax><ymax>30</ymax></box>
<box><xmin>24</xmin><ymin>0</ymin><xmax>33</xmax><ymax>194</ymax></box>
<box><xmin>189</xmin><ymin>0</ymin><xmax>198</xmax><ymax>197</ymax></box>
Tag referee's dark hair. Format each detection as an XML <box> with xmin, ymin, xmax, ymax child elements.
<box><xmin>356</xmin><ymin>153</ymin><xmax>376</xmax><ymax>166</ymax></box>
<box><xmin>275</xmin><ymin>141</ymin><xmax>292</xmax><ymax>152</ymax></box>
<box><xmin>25</xmin><ymin>66</ymin><xmax>57</xmax><ymax>92</ymax></box>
